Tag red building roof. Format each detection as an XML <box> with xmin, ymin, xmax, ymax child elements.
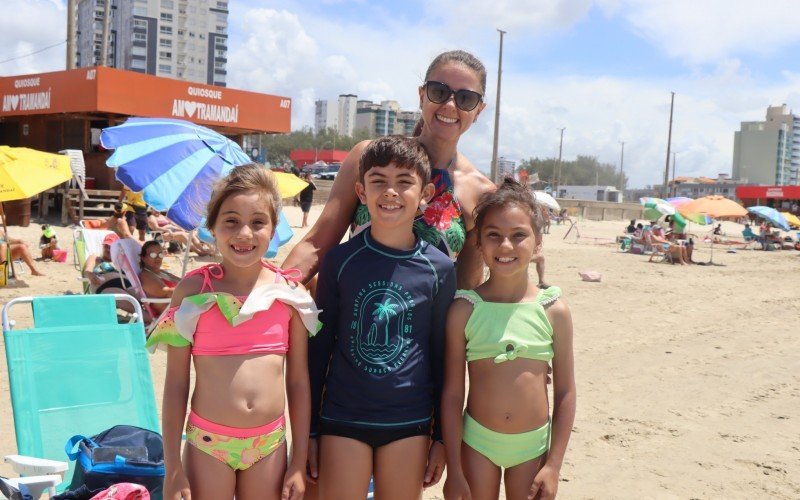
<box><xmin>290</xmin><ymin>149</ymin><xmax>349</xmax><ymax>167</ymax></box>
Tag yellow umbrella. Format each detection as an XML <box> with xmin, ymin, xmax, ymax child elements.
<box><xmin>0</xmin><ymin>146</ymin><xmax>72</xmax><ymax>202</ymax></box>
<box><xmin>782</xmin><ymin>211</ymin><xmax>800</xmax><ymax>228</ymax></box>
<box><xmin>0</xmin><ymin>146</ymin><xmax>71</xmax><ymax>279</ymax></box>
<box><xmin>272</xmin><ymin>171</ymin><xmax>308</xmax><ymax>199</ymax></box>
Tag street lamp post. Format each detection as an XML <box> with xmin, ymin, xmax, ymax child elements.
<box><xmin>671</xmin><ymin>152</ymin><xmax>677</xmax><ymax>197</ymax></box>
<box><xmin>619</xmin><ymin>141</ymin><xmax>625</xmax><ymax>191</ymax></box>
<box><xmin>555</xmin><ymin>127</ymin><xmax>565</xmax><ymax>195</ymax></box>
<box><xmin>490</xmin><ymin>29</ymin><xmax>507</xmax><ymax>184</ymax></box>
<box><xmin>663</xmin><ymin>92</ymin><xmax>675</xmax><ymax>198</ymax></box>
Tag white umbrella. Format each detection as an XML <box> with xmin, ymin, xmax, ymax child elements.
<box><xmin>533</xmin><ymin>191</ymin><xmax>560</xmax><ymax>210</ymax></box>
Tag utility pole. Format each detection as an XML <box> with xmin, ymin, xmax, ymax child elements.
<box><xmin>663</xmin><ymin>92</ymin><xmax>675</xmax><ymax>198</ymax></box>
<box><xmin>671</xmin><ymin>152</ymin><xmax>677</xmax><ymax>197</ymax></box>
<box><xmin>66</xmin><ymin>0</ymin><xmax>77</xmax><ymax>69</ymax></box>
<box><xmin>619</xmin><ymin>141</ymin><xmax>625</xmax><ymax>191</ymax></box>
<box><xmin>101</xmin><ymin>0</ymin><xmax>112</xmax><ymax>66</ymax></box>
<box><xmin>555</xmin><ymin>127</ymin><xmax>565</xmax><ymax>195</ymax></box>
<box><xmin>490</xmin><ymin>29</ymin><xmax>506</xmax><ymax>184</ymax></box>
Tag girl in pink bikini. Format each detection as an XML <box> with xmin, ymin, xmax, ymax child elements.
<box><xmin>147</xmin><ymin>164</ymin><xmax>319</xmax><ymax>500</ymax></box>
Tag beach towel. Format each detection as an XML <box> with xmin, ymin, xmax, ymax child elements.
<box><xmin>579</xmin><ymin>270</ymin><xmax>602</xmax><ymax>282</ymax></box>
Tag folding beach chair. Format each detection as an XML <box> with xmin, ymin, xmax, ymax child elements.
<box><xmin>73</xmin><ymin>227</ymin><xmax>115</xmax><ymax>294</ymax></box>
<box><xmin>110</xmin><ymin>238</ymin><xmax>171</xmax><ymax>325</ymax></box>
<box><xmin>2</xmin><ymin>294</ymin><xmax>159</xmax><ymax>496</ymax></box>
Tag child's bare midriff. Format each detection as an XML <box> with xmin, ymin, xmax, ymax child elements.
<box><xmin>191</xmin><ymin>353</ymin><xmax>286</xmax><ymax>427</ymax></box>
<box><xmin>466</xmin><ymin>358</ymin><xmax>550</xmax><ymax>433</ymax></box>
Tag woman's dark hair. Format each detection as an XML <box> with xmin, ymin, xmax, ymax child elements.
<box><xmin>205</xmin><ymin>163</ymin><xmax>281</xmax><ymax>233</ymax></box>
<box><xmin>113</xmin><ymin>202</ymin><xmax>124</xmax><ymax>217</ymax></box>
<box><xmin>473</xmin><ymin>177</ymin><xmax>542</xmax><ymax>244</ymax></box>
<box><xmin>413</xmin><ymin>50</ymin><xmax>487</xmax><ymax>137</ymax></box>
<box><xmin>140</xmin><ymin>240</ymin><xmax>163</xmax><ymax>268</ymax></box>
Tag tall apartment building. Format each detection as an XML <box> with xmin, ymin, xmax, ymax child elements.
<box><xmin>315</xmin><ymin>94</ymin><xmax>421</xmax><ymax>138</ymax></box>
<box><xmin>497</xmin><ymin>157</ymin><xmax>516</xmax><ymax>180</ymax></box>
<box><xmin>76</xmin><ymin>0</ymin><xmax>229</xmax><ymax>86</ymax></box>
<box><xmin>355</xmin><ymin>100</ymin><xmax>421</xmax><ymax>138</ymax></box>
<box><xmin>732</xmin><ymin>104</ymin><xmax>800</xmax><ymax>185</ymax></box>
<box><xmin>337</xmin><ymin>94</ymin><xmax>357</xmax><ymax>137</ymax></box>
<box><xmin>314</xmin><ymin>94</ymin><xmax>357</xmax><ymax>136</ymax></box>
<box><xmin>314</xmin><ymin>99</ymin><xmax>337</xmax><ymax>134</ymax></box>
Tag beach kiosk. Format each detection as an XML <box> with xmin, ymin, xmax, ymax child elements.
<box><xmin>0</xmin><ymin>67</ymin><xmax>290</xmax><ymax>222</ymax></box>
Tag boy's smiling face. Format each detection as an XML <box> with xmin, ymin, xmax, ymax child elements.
<box><xmin>356</xmin><ymin>162</ymin><xmax>434</xmax><ymax>234</ymax></box>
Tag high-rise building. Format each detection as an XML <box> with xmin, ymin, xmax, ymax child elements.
<box><xmin>497</xmin><ymin>157</ymin><xmax>516</xmax><ymax>180</ymax></box>
<box><xmin>337</xmin><ymin>94</ymin><xmax>357</xmax><ymax>137</ymax></box>
<box><xmin>314</xmin><ymin>99</ymin><xmax>337</xmax><ymax>134</ymax></box>
<box><xmin>355</xmin><ymin>100</ymin><xmax>420</xmax><ymax>138</ymax></box>
<box><xmin>76</xmin><ymin>0</ymin><xmax>228</xmax><ymax>86</ymax></box>
<box><xmin>732</xmin><ymin>104</ymin><xmax>800</xmax><ymax>185</ymax></box>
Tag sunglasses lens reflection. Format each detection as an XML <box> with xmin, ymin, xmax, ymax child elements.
<box><xmin>425</xmin><ymin>81</ymin><xmax>481</xmax><ymax>111</ymax></box>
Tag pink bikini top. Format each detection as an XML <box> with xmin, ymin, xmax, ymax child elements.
<box><xmin>182</xmin><ymin>262</ymin><xmax>302</xmax><ymax>356</ymax></box>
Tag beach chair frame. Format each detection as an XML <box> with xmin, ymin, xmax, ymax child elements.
<box><xmin>2</xmin><ymin>294</ymin><xmax>158</xmax><ymax>495</ymax></box>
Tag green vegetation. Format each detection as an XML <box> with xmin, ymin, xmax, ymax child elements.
<box><xmin>519</xmin><ymin>155</ymin><xmax>628</xmax><ymax>188</ymax></box>
<box><xmin>255</xmin><ymin>127</ymin><xmax>371</xmax><ymax>166</ymax></box>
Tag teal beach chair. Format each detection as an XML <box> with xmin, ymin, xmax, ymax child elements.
<box><xmin>2</xmin><ymin>294</ymin><xmax>160</xmax><ymax>496</ymax></box>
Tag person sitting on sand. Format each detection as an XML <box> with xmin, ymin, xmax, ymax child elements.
<box><xmin>0</xmin><ymin>228</ymin><xmax>44</xmax><ymax>276</ymax></box>
<box><xmin>626</xmin><ymin>219</ymin><xmax>637</xmax><ymax>234</ymax></box>
<box><xmin>39</xmin><ymin>225</ymin><xmax>59</xmax><ymax>260</ymax></box>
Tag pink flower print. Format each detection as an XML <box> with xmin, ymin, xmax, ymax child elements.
<box><xmin>423</xmin><ymin>192</ymin><xmax>458</xmax><ymax>231</ymax></box>
<box><xmin>211</xmin><ymin>449</ymin><xmax>230</xmax><ymax>462</ymax></box>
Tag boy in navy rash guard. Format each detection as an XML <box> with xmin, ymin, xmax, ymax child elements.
<box><xmin>308</xmin><ymin>136</ymin><xmax>456</xmax><ymax>498</ymax></box>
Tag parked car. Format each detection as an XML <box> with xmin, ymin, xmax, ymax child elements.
<box><xmin>317</xmin><ymin>164</ymin><xmax>341</xmax><ymax>180</ymax></box>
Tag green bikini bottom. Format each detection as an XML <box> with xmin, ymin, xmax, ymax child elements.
<box><xmin>462</xmin><ymin>412</ymin><xmax>550</xmax><ymax>468</ymax></box>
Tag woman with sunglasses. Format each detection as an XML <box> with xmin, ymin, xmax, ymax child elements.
<box><xmin>282</xmin><ymin>50</ymin><xmax>494</xmax><ymax>497</ymax></box>
<box><xmin>139</xmin><ymin>240</ymin><xmax>179</xmax><ymax>315</ymax></box>
<box><xmin>284</xmin><ymin>49</ymin><xmax>492</xmax><ymax>290</ymax></box>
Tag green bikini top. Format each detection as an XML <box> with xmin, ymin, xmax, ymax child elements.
<box><xmin>455</xmin><ymin>287</ymin><xmax>561</xmax><ymax>364</ymax></box>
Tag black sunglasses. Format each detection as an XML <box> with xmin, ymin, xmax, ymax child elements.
<box><xmin>424</xmin><ymin>81</ymin><xmax>483</xmax><ymax>111</ymax></box>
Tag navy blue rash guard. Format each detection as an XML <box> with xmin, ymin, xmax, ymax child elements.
<box><xmin>309</xmin><ymin>228</ymin><xmax>456</xmax><ymax>441</ymax></box>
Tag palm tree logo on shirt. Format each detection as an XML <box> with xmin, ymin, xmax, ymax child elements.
<box><xmin>367</xmin><ymin>299</ymin><xmax>399</xmax><ymax>346</ymax></box>
<box><xmin>354</xmin><ymin>286</ymin><xmax>412</xmax><ymax>371</ymax></box>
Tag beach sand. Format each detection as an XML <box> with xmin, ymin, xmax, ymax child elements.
<box><xmin>1</xmin><ymin>207</ymin><xmax>799</xmax><ymax>498</ymax></box>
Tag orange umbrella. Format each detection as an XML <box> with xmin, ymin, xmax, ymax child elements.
<box><xmin>678</xmin><ymin>195</ymin><xmax>747</xmax><ymax>219</ymax></box>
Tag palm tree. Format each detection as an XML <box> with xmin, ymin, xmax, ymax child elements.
<box><xmin>372</xmin><ymin>299</ymin><xmax>399</xmax><ymax>345</ymax></box>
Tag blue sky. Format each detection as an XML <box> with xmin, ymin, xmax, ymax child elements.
<box><xmin>4</xmin><ymin>0</ymin><xmax>800</xmax><ymax>187</ymax></box>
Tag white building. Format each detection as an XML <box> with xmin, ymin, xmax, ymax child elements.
<box><xmin>556</xmin><ymin>185</ymin><xmax>623</xmax><ymax>203</ymax></box>
<box><xmin>337</xmin><ymin>94</ymin><xmax>358</xmax><ymax>137</ymax></box>
<box><xmin>732</xmin><ymin>104</ymin><xmax>800</xmax><ymax>185</ymax></box>
<box><xmin>76</xmin><ymin>0</ymin><xmax>228</xmax><ymax>86</ymax></box>
<box><xmin>496</xmin><ymin>157</ymin><xmax>515</xmax><ymax>180</ymax></box>
<box><xmin>314</xmin><ymin>99</ymin><xmax>337</xmax><ymax>134</ymax></box>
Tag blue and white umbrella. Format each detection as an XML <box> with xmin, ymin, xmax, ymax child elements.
<box><xmin>748</xmin><ymin>205</ymin><xmax>790</xmax><ymax>232</ymax></box>
<box><xmin>101</xmin><ymin>117</ymin><xmax>252</xmax><ymax>230</ymax></box>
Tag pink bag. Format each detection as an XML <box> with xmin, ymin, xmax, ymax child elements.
<box><xmin>579</xmin><ymin>270</ymin><xmax>602</xmax><ymax>282</ymax></box>
<box><xmin>90</xmin><ymin>483</ymin><xmax>150</xmax><ymax>500</ymax></box>
<box><xmin>52</xmin><ymin>249</ymin><xmax>68</xmax><ymax>263</ymax></box>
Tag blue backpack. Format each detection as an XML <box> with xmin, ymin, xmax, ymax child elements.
<box><xmin>65</xmin><ymin>425</ymin><xmax>164</xmax><ymax>497</ymax></box>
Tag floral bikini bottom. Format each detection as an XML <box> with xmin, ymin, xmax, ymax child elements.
<box><xmin>185</xmin><ymin>411</ymin><xmax>286</xmax><ymax>471</ymax></box>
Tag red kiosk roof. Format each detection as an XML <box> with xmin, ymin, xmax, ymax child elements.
<box><xmin>0</xmin><ymin>67</ymin><xmax>291</xmax><ymax>134</ymax></box>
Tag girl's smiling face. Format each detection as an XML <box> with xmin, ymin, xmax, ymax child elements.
<box><xmin>212</xmin><ymin>192</ymin><xmax>274</xmax><ymax>267</ymax></box>
<box><xmin>478</xmin><ymin>204</ymin><xmax>540</xmax><ymax>277</ymax></box>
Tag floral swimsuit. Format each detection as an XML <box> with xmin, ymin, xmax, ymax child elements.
<box><xmin>352</xmin><ymin>168</ymin><xmax>466</xmax><ymax>258</ymax></box>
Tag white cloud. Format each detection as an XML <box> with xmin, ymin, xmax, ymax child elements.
<box><xmin>0</xmin><ymin>0</ymin><xmax>65</xmax><ymax>75</ymax></box>
<box><xmin>423</xmin><ymin>0</ymin><xmax>594</xmax><ymax>34</ymax></box>
<box><xmin>617</xmin><ymin>0</ymin><xmax>800</xmax><ymax>65</ymax></box>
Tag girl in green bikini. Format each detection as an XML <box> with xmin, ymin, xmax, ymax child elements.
<box><xmin>441</xmin><ymin>179</ymin><xmax>576</xmax><ymax>500</ymax></box>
